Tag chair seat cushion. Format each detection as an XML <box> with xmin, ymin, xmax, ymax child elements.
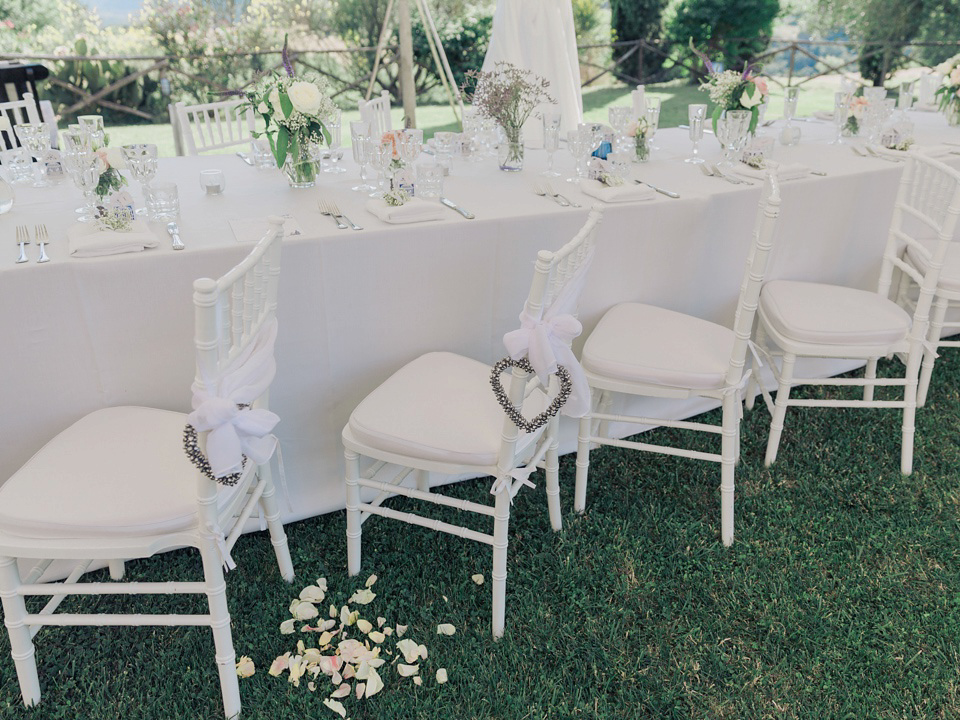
<box><xmin>759</xmin><ymin>280</ymin><xmax>911</xmax><ymax>347</ymax></box>
<box><xmin>0</xmin><ymin>407</ymin><xmax>244</xmax><ymax>539</ymax></box>
<box><xmin>581</xmin><ymin>303</ymin><xmax>735</xmax><ymax>390</ymax></box>
<box><xmin>906</xmin><ymin>240</ymin><xmax>960</xmax><ymax>293</ymax></box>
<box><xmin>347</xmin><ymin>352</ymin><xmax>546</xmax><ymax>467</ymax></box>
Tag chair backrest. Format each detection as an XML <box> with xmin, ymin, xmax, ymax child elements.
<box><xmin>359</xmin><ymin>90</ymin><xmax>393</xmax><ymax>137</ymax></box>
<box><xmin>726</xmin><ymin>170</ymin><xmax>782</xmax><ymax>387</ymax></box>
<box><xmin>175</xmin><ymin>98</ymin><xmax>256</xmax><ymax>155</ymax></box>
<box><xmin>496</xmin><ymin>207</ymin><xmax>604</xmax><ymax>475</ymax></box>
<box><xmin>878</xmin><ymin>153</ymin><xmax>960</xmax><ymax>343</ymax></box>
<box><xmin>0</xmin><ymin>92</ymin><xmax>41</xmax><ymax>150</ymax></box>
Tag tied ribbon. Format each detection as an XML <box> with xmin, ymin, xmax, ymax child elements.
<box><xmin>187</xmin><ymin>318</ymin><xmax>281</xmax><ymax>479</ymax></box>
<box><xmin>206</xmin><ymin>522</ymin><xmax>237</xmax><ymax>571</ymax></box>
<box><xmin>490</xmin><ymin>464</ymin><xmax>537</xmax><ymax>502</ymax></box>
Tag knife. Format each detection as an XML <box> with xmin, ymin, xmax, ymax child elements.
<box><xmin>440</xmin><ymin>196</ymin><xmax>475</xmax><ymax>219</ymax></box>
<box><xmin>235</xmin><ymin>151</ymin><xmax>254</xmax><ymax>166</ymax></box>
<box><xmin>635</xmin><ymin>180</ymin><xmax>680</xmax><ymax>199</ymax></box>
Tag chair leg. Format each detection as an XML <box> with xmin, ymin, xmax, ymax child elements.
<box><xmin>258</xmin><ymin>464</ymin><xmax>294</xmax><ymax>583</ymax></box>
<box><xmin>198</xmin><ymin>538</ymin><xmax>241</xmax><ymax>719</ymax></box>
<box><xmin>720</xmin><ymin>393</ymin><xmax>737</xmax><ymax>546</ymax></box>
<box><xmin>745</xmin><ymin>323</ymin><xmax>766</xmax><ymax>411</ymax></box>
<box><xmin>544</xmin><ymin>417</ymin><xmax>562</xmax><ymax>531</ymax></box>
<box><xmin>918</xmin><ymin>296</ymin><xmax>948</xmax><ymax>407</ymax></box>
<box><xmin>902</xmin><ymin>350</ymin><xmax>922</xmax><ymax>476</ymax></box>
<box><xmin>574</xmin><ymin>413</ymin><xmax>592</xmax><ymax>514</ymax></box>
<box><xmin>345</xmin><ymin>449</ymin><xmax>362</xmax><ymax>577</ymax></box>
<box><xmin>414</xmin><ymin>470</ymin><xmax>430</xmax><ymax>493</ymax></box>
<box><xmin>491</xmin><ymin>488</ymin><xmax>510</xmax><ymax>640</ymax></box>
<box><xmin>863</xmin><ymin>357</ymin><xmax>879</xmax><ymax>402</ymax></box>
<box><xmin>0</xmin><ymin>556</ymin><xmax>41</xmax><ymax>707</ymax></box>
<box><xmin>765</xmin><ymin>352</ymin><xmax>796</xmax><ymax>467</ymax></box>
<box><xmin>108</xmin><ymin>560</ymin><xmax>125</xmax><ymax>580</ymax></box>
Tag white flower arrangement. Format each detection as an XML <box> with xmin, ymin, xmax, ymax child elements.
<box><xmin>383</xmin><ymin>189</ymin><xmax>409</xmax><ymax>206</ymax></box>
<box><xmin>934</xmin><ymin>53</ymin><xmax>960</xmax><ymax>120</ymax></box>
<box><xmin>692</xmin><ymin>42</ymin><xmax>769</xmax><ymax>134</ymax></box>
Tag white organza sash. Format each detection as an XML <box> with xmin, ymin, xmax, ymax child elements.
<box><xmin>187</xmin><ymin>318</ymin><xmax>280</xmax><ymax>479</ymax></box>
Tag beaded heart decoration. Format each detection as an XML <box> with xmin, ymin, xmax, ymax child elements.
<box><xmin>489</xmin><ymin>357</ymin><xmax>572</xmax><ymax>433</ymax></box>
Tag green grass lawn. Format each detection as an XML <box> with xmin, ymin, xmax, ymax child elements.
<box><xmin>2</xmin><ymin>346</ymin><xmax>960</xmax><ymax>719</ymax></box>
<box><xmin>107</xmin><ymin>78</ymin><xmax>840</xmax><ymax>157</ymax></box>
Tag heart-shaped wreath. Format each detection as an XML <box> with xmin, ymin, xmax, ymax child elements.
<box><xmin>489</xmin><ymin>356</ymin><xmax>572</xmax><ymax>433</ymax></box>
<box><xmin>182</xmin><ymin>403</ymin><xmax>249</xmax><ymax>487</ymax></box>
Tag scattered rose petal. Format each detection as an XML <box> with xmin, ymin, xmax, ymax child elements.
<box><xmin>356</xmin><ymin>618</ymin><xmax>373</xmax><ymax>634</ymax></box>
<box><xmin>437</xmin><ymin>623</ymin><xmax>456</xmax><ymax>636</ymax></box>
<box><xmin>349</xmin><ymin>588</ymin><xmax>376</xmax><ymax>605</ymax></box>
<box><xmin>321</xmin><ymin>619</ymin><xmax>337</xmax><ymax>631</ymax></box>
<box><xmin>235</xmin><ymin>656</ymin><xmax>255</xmax><ymax>678</ymax></box>
<box><xmin>268</xmin><ymin>653</ymin><xmax>290</xmax><ymax>676</ymax></box>
<box><xmin>396</xmin><ymin>625</ymin><xmax>408</xmax><ymax>637</ymax></box>
<box><xmin>316</xmin><ymin>577</ymin><xmax>328</xmax><ymax>592</ymax></box>
<box><xmin>355</xmin><ymin>682</ymin><xmax>365</xmax><ymax>699</ymax></box>
<box><xmin>342</xmin><ymin>663</ymin><xmax>356</xmax><ymax>680</ymax></box>
<box><xmin>368</xmin><ymin>631</ymin><xmax>385</xmax><ymax>644</ymax></box>
<box><xmin>355</xmin><ymin>660</ymin><xmax>371</xmax><ymax>680</ymax></box>
<box><xmin>332</xmin><ymin>670</ymin><xmax>342</xmax><ymax>685</ymax></box>
<box><xmin>318</xmin><ymin>630</ymin><xmax>335</xmax><ymax>647</ymax></box>
<box><xmin>300</xmin><ymin>585</ymin><xmax>326</xmax><ymax>603</ymax></box>
<box><xmin>331</xmin><ymin>682</ymin><xmax>350</xmax><ymax>699</ymax></box>
<box><xmin>322</xmin><ymin>698</ymin><xmax>347</xmax><ymax>718</ymax></box>
<box><xmin>369</xmin><ymin>657</ymin><xmax>386</xmax><ymax>669</ymax></box>
<box><xmin>398</xmin><ymin>663</ymin><xmax>419</xmax><ymax>677</ymax></box>
<box><xmin>308</xmin><ymin>681</ymin><xmax>316</xmax><ymax>692</ymax></box>
<box><xmin>289</xmin><ymin>656</ymin><xmax>306</xmax><ymax>686</ymax></box>
<box><xmin>383</xmin><ymin>627</ymin><xmax>394</xmax><ymax>637</ymax></box>
<box><xmin>365</xmin><ymin>574</ymin><xmax>378</xmax><ymax>588</ymax></box>
<box><xmin>472</xmin><ymin>574</ymin><xmax>484</xmax><ymax>585</ymax></box>
<box><xmin>396</xmin><ymin>639</ymin><xmax>421</xmax><ymax>664</ymax></box>
<box><xmin>436</xmin><ymin>668</ymin><xmax>448</xmax><ymax>684</ymax></box>
<box><xmin>297</xmin><ymin>640</ymin><xmax>306</xmax><ymax>654</ymax></box>
<box><xmin>443</xmin><ymin>595</ymin><xmax>448</xmax><ymax>602</ymax></box>
<box><xmin>365</xmin><ymin>666</ymin><xmax>384</xmax><ymax>697</ymax></box>
<box><xmin>293</xmin><ymin>601</ymin><xmax>319</xmax><ymax>621</ymax></box>
<box><xmin>280</xmin><ymin>619</ymin><xmax>296</xmax><ymax>634</ymax></box>
<box><xmin>417</xmin><ymin>644</ymin><xmax>428</xmax><ymax>661</ymax></box>
<box><xmin>318</xmin><ymin>655</ymin><xmax>343</xmax><ymax>676</ymax></box>
<box><xmin>303</xmin><ymin>648</ymin><xmax>323</xmax><ymax>665</ymax></box>
<box><xmin>338</xmin><ymin>638</ymin><xmax>376</xmax><ymax>665</ymax></box>
<box><xmin>330</xmin><ymin>604</ymin><xmax>338</xmax><ymax>618</ymax></box>
<box><xmin>309</xmin><ymin>665</ymin><xmax>322</xmax><ymax>678</ymax></box>
<box><xmin>377</xmin><ymin>617</ymin><xmax>386</xmax><ymax>628</ymax></box>
<box><xmin>413</xmin><ymin>676</ymin><xmax>423</xmax><ymax>686</ymax></box>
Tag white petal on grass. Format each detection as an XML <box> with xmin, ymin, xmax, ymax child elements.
<box><xmin>321</xmin><ymin>618</ymin><xmax>337</xmax><ymax>631</ymax></box>
<box><xmin>294</xmin><ymin>601</ymin><xmax>320</xmax><ymax>621</ymax></box>
<box><xmin>396</xmin><ymin>639</ymin><xmax>421</xmax><ymax>663</ymax></box>
<box><xmin>417</xmin><ymin>644</ymin><xmax>428</xmax><ymax>661</ymax></box>
<box><xmin>332</xmin><ymin>670</ymin><xmax>342</xmax><ymax>685</ymax></box>
<box><xmin>396</xmin><ymin>624</ymin><xmax>408</xmax><ymax>637</ymax></box>
<box><xmin>268</xmin><ymin>653</ymin><xmax>290</xmax><ymax>676</ymax></box>
<box><xmin>368</xmin><ymin>631</ymin><xmax>385</xmax><ymax>644</ymax></box>
<box><xmin>349</xmin><ymin>588</ymin><xmax>376</xmax><ymax>605</ymax></box>
<box><xmin>365</xmin><ymin>666</ymin><xmax>384</xmax><ymax>697</ymax></box>
<box><xmin>472</xmin><ymin>574</ymin><xmax>485</xmax><ymax>585</ymax></box>
<box><xmin>330</xmin><ymin>604</ymin><xmax>338</xmax><ymax>618</ymax></box>
<box><xmin>308</xmin><ymin>681</ymin><xmax>316</xmax><ymax>692</ymax></box>
<box><xmin>397</xmin><ymin>663</ymin><xmax>419</xmax><ymax>677</ymax></box>
<box><xmin>377</xmin><ymin>617</ymin><xmax>386</xmax><ymax>628</ymax></box>
<box><xmin>303</xmin><ymin>648</ymin><xmax>323</xmax><ymax>665</ymax></box>
<box><xmin>289</xmin><ymin>657</ymin><xmax>306</xmax><ymax>686</ymax></box>
<box><xmin>300</xmin><ymin>585</ymin><xmax>326</xmax><ymax>603</ymax></box>
<box><xmin>317</xmin><ymin>631</ymin><xmax>335</xmax><ymax>647</ymax></box>
<box><xmin>331</xmin><ymin>682</ymin><xmax>351</xmax><ymax>699</ymax></box>
<box><xmin>436</xmin><ymin>668</ymin><xmax>448</xmax><ymax>684</ymax></box>
<box><xmin>356</xmin><ymin>618</ymin><xmax>373</xmax><ymax>634</ymax></box>
<box><xmin>369</xmin><ymin>657</ymin><xmax>386</xmax><ymax>669</ymax></box>
<box><xmin>437</xmin><ymin>623</ymin><xmax>456</xmax><ymax>636</ymax></box>
<box><xmin>235</xmin><ymin>656</ymin><xmax>255</xmax><ymax>678</ymax></box>
<box><xmin>413</xmin><ymin>676</ymin><xmax>423</xmax><ymax>686</ymax></box>
<box><xmin>354</xmin><ymin>682</ymin><xmax>365</xmax><ymax>699</ymax></box>
<box><xmin>383</xmin><ymin>626</ymin><xmax>394</xmax><ymax>637</ymax></box>
<box><xmin>316</xmin><ymin>577</ymin><xmax>328</xmax><ymax>592</ymax></box>
<box><xmin>280</xmin><ymin>619</ymin><xmax>296</xmax><ymax>634</ymax></box>
<box><xmin>322</xmin><ymin>698</ymin><xmax>347</xmax><ymax>718</ymax></box>
<box><xmin>342</xmin><ymin>663</ymin><xmax>356</xmax><ymax>680</ymax></box>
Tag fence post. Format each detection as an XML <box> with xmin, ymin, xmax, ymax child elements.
<box><xmin>787</xmin><ymin>44</ymin><xmax>796</xmax><ymax>86</ymax></box>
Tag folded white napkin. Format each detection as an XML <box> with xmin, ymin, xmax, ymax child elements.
<box><xmin>579</xmin><ymin>179</ymin><xmax>655</xmax><ymax>203</ymax></box>
<box><xmin>734</xmin><ymin>162</ymin><xmax>811</xmax><ymax>182</ymax></box>
<box><xmin>68</xmin><ymin>220</ymin><xmax>160</xmax><ymax>258</ymax></box>
<box><xmin>229</xmin><ymin>215</ymin><xmax>302</xmax><ymax>243</ymax></box>
<box><xmin>365</xmin><ymin>197</ymin><xmax>444</xmax><ymax>224</ymax></box>
<box><xmin>813</xmin><ymin>110</ymin><xmax>834</xmax><ymax>121</ymax></box>
<box><xmin>879</xmin><ymin>144</ymin><xmax>955</xmax><ymax>159</ymax></box>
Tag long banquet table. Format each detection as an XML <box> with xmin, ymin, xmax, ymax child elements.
<box><xmin>2</xmin><ymin>112</ymin><xmax>959</xmax><ymax>523</ymax></box>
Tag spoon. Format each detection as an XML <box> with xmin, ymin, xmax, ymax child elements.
<box><xmin>166</xmin><ymin>222</ymin><xmax>185</xmax><ymax>251</ymax></box>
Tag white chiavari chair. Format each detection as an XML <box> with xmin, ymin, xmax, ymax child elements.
<box><xmin>0</xmin><ymin>92</ymin><xmax>41</xmax><ymax>150</ymax></box>
<box><xmin>358</xmin><ymin>90</ymin><xmax>393</xmax><ymax>137</ymax></box>
<box><xmin>0</xmin><ymin>218</ymin><xmax>294</xmax><ymax>719</ymax></box>
<box><xmin>747</xmin><ymin>154</ymin><xmax>960</xmax><ymax>475</ymax></box>
<box><xmin>343</xmin><ymin>208</ymin><xmax>604</xmax><ymax>638</ymax></box>
<box><xmin>174</xmin><ymin>98</ymin><xmax>256</xmax><ymax>156</ymax></box>
<box><xmin>575</xmin><ymin>172</ymin><xmax>783</xmax><ymax>546</ymax></box>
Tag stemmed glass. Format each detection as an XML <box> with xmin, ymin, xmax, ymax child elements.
<box><xmin>121</xmin><ymin>144</ymin><xmax>158</xmax><ymax>215</ymax></box>
<box><xmin>349</xmin><ymin>121</ymin><xmax>376</xmax><ymax>193</ymax></box>
<box><xmin>779</xmin><ymin>87</ymin><xmax>801</xmax><ymax>146</ymax></box>
<box><xmin>62</xmin><ymin>129</ymin><xmax>100</xmax><ymax>221</ymax></box>
<box><xmin>898</xmin><ymin>81</ymin><xmax>915</xmax><ymax>115</ymax></box>
<box><xmin>566</xmin><ymin>130</ymin><xmax>590</xmax><ymax>182</ymax></box>
<box><xmin>397</xmin><ymin>129</ymin><xmax>422</xmax><ymax>165</ymax></box>
<box><xmin>644</xmin><ymin>97</ymin><xmax>662</xmax><ymax>151</ymax></box>
<box><xmin>685</xmin><ymin>104</ymin><xmax>707</xmax><ymax>164</ymax></box>
<box><xmin>716</xmin><ymin>110</ymin><xmax>751</xmax><ymax>169</ymax></box>
<box><xmin>607</xmin><ymin>105</ymin><xmax>632</xmax><ymax>139</ymax></box>
<box><xmin>830</xmin><ymin>91</ymin><xmax>851</xmax><ymax>145</ymax></box>
<box><xmin>371</xmin><ymin>139</ymin><xmax>394</xmax><ymax>196</ymax></box>
<box><xmin>77</xmin><ymin>115</ymin><xmax>106</xmax><ymax>149</ymax></box>
<box><xmin>541</xmin><ymin>109</ymin><xmax>561</xmax><ymax>177</ymax></box>
<box><xmin>14</xmin><ymin>123</ymin><xmax>52</xmax><ymax>187</ymax></box>
<box><xmin>324</xmin><ymin>108</ymin><xmax>346</xmax><ymax>174</ymax></box>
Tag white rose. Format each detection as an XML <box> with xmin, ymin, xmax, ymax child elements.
<box><xmin>951</xmin><ymin>67</ymin><xmax>960</xmax><ymax>86</ymax></box>
<box><xmin>287</xmin><ymin>80</ymin><xmax>323</xmax><ymax>116</ymax></box>
<box><xmin>104</xmin><ymin>146</ymin><xmax>127</xmax><ymax>170</ymax></box>
<box><xmin>739</xmin><ymin>84</ymin><xmax>763</xmax><ymax>109</ymax></box>
<box><xmin>257</xmin><ymin>101</ymin><xmax>268</xmax><ymax>114</ymax></box>
<box><xmin>268</xmin><ymin>87</ymin><xmax>281</xmax><ymax>109</ymax></box>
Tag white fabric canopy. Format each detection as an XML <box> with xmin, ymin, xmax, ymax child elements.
<box><xmin>481</xmin><ymin>0</ymin><xmax>584</xmax><ymax>146</ymax></box>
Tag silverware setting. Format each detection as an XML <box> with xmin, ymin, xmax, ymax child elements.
<box><xmin>166</xmin><ymin>221</ymin><xmax>185</xmax><ymax>250</ymax></box>
<box><xmin>440</xmin><ymin>196</ymin><xmax>476</xmax><ymax>219</ymax></box>
<box><xmin>319</xmin><ymin>199</ymin><xmax>362</xmax><ymax>230</ymax></box>
<box><xmin>865</xmin><ymin>145</ymin><xmax>904</xmax><ymax>162</ymax></box>
<box><xmin>700</xmin><ymin>163</ymin><xmax>740</xmax><ymax>185</ymax></box>
<box><xmin>35</xmin><ymin>224</ymin><xmax>49</xmax><ymax>263</ymax></box>
<box><xmin>635</xmin><ymin>180</ymin><xmax>681</xmax><ymax>199</ymax></box>
<box><xmin>711</xmin><ymin>163</ymin><xmax>753</xmax><ymax>185</ymax></box>
<box><xmin>235</xmin><ymin>151</ymin><xmax>254</xmax><ymax>166</ymax></box>
<box><xmin>533</xmin><ymin>182</ymin><xmax>569</xmax><ymax>207</ymax></box>
<box><xmin>15</xmin><ymin>224</ymin><xmax>29</xmax><ymax>264</ymax></box>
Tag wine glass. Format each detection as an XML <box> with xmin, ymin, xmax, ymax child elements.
<box><xmin>607</xmin><ymin>105</ymin><xmax>632</xmax><ymax>139</ymax></box>
<box><xmin>397</xmin><ymin>129</ymin><xmax>422</xmax><ymax>165</ymax></box>
<box><xmin>644</xmin><ymin>97</ymin><xmax>662</xmax><ymax>151</ymax></box>
<box><xmin>566</xmin><ymin>130</ymin><xmax>590</xmax><ymax>182</ymax></box>
<box><xmin>830</xmin><ymin>91</ymin><xmax>851</xmax><ymax>145</ymax></box>
<box><xmin>898</xmin><ymin>81</ymin><xmax>915</xmax><ymax>115</ymax></box>
<box><xmin>324</xmin><ymin>108</ymin><xmax>346</xmax><ymax>174</ymax></box>
<box><xmin>685</xmin><ymin>104</ymin><xmax>707</xmax><ymax>164</ymax></box>
<box><xmin>121</xmin><ymin>144</ymin><xmax>158</xmax><ymax>214</ymax></box>
<box><xmin>14</xmin><ymin>123</ymin><xmax>52</xmax><ymax>187</ymax></box>
<box><xmin>541</xmin><ymin>109</ymin><xmax>561</xmax><ymax>177</ymax></box>
<box><xmin>779</xmin><ymin>87</ymin><xmax>801</xmax><ymax>146</ymax></box>
<box><xmin>371</xmin><ymin>139</ymin><xmax>395</xmax><ymax>196</ymax></box>
<box><xmin>716</xmin><ymin>110</ymin><xmax>751</xmax><ymax>169</ymax></box>
<box><xmin>77</xmin><ymin>115</ymin><xmax>106</xmax><ymax>149</ymax></box>
<box><xmin>349</xmin><ymin>121</ymin><xmax>375</xmax><ymax>192</ymax></box>
<box><xmin>67</xmin><ymin>152</ymin><xmax>102</xmax><ymax>222</ymax></box>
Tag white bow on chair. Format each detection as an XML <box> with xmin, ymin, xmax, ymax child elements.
<box><xmin>187</xmin><ymin>318</ymin><xmax>281</xmax><ymax>479</ymax></box>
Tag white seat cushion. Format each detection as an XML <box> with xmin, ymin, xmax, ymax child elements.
<box><xmin>905</xmin><ymin>240</ymin><xmax>960</xmax><ymax>293</ymax></box>
<box><xmin>347</xmin><ymin>352</ymin><xmax>546</xmax><ymax>467</ymax></box>
<box><xmin>759</xmin><ymin>280</ymin><xmax>911</xmax><ymax>347</ymax></box>
<box><xmin>0</xmin><ymin>407</ymin><xmax>244</xmax><ymax>539</ymax></box>
<box><xmin>581</xmin><ymin>303</ymin><xmax>735</xmax><ymax>390</ymax></box>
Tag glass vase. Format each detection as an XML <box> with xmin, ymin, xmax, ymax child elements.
<box><xmin>498</xmin><ymin>127</ymin><xmax>524</xmax><ymax>172</ymax></box>
<box><xmin>947</xmin><ymin>103</ymin><xmax>960</xmax><ymax>127</ymax></box>
<box><xmin>282</xmin><ymin>142</ymin><xmax>320</xmax><ymax>188</ymax></box>
<box><xmin>635</xmin><ymin>136</ymin><xmax>649</xmax><ymax>163</ymax></box>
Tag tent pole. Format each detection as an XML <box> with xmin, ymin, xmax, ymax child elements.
<box><xmin>365</xmin><ymin>0</ymin><xmax>396</xmax><ymax>101</ymax></box>
<box><xmin>412</xmin><ymin>0</ymin><xmax>461</xmax><ymax>126</ymax></box>
<box><xmin>397</xmin><ymin>0</ymin><xmax>417</xmax><ymax>127</ymax></box>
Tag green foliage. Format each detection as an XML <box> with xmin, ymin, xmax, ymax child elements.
<box><xmin>664</xmin><ymin>0</ymin><xmax>780</xmax><ymax>74</ymax></box>
<box><xmin>571</xmin><ymin>0</ymin><xmax>602</xmax><ymax>43</ymax></box>
<box><xmin>915</xmin><ymin>0</ymin><xmax>960</xmax><ymax>66</ymax></box>
<box><xmin>411</xmin><ymin>9</ymin><xmax>493</xmax><ymax>96</ymax></box>
<box><xmin>0</xmin><ymin>0</ymin><xmax>59</xmax><ymax>30</ymax></box>
<box><xmin>610</xmin><ymin>0</ymin><xmax>668</xmax><ymax>80</ymax></box>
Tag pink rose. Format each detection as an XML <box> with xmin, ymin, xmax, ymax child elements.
<box><xmin>751</xmin><ymin>77</ymin><xmax>768</xmax><ymax>96</ymax></box>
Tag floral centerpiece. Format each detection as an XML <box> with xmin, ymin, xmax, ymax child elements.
<box><xmin>627</xmin><ymin>117</ymin><xmax>651</xmax><ymax>162</ymax></box>
<box><xmin>93</xmin><ymin>147</ymin><xmax>127</xmax><ymax>202</ymax></box>
<box><xmin>934</xmin><ymin>53</ymin><xmax>960</xmax><ymax>126</ymax></box>
<box><xmin>844</xmin><ymin>95</ymin><xmax>869</xmax><ymax>136</ymax></box>
<box><xmin>463</xmin><ymin>62</ymin><xmax>554</xmax><ymax>172</ymax></box>
<box><xmin>692</xmin><ymin>43</ymin><xmax>768</xmax><ymax>135</ymax></box>
<box><xmin>237</xmin><ymin>37</ymin><xmax>334</xmax><ymax>187</ymax></box>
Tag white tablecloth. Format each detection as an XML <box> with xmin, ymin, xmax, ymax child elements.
<box><xmin>2</xmin><ymin>111</ymin><xmax>958</xmax><ymax>522</ymax></box>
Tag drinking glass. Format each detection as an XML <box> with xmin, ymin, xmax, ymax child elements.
<box><xmin>608</xmin><ymin>150</ymin><xmax>631</xmax><ymax>181</ymax></box>
<box><xmin>251</xmin><ymin>138</ymin><xmax>276</xmax><ymax>169</ymax></box>
<box><xmin>607</xmin><ymin>105</ymin><xmax>632</xmax><ymax>138</ymax></box>
<box><xmin>121</xmin><ymin>144</ymin><xmax>158</xmax><ymax>213</ymax></box>
<box><xmin>830</xmin><ymin>91</ymin><xmax>851</xmax><ymax>145</ymax></box>
<box><xmin>433</xmin><ymin>131</ymin><xmax>456</xmax><ymax>173</ymax></box>
<box><xmin>898</xmin><ymin>81</ymin><xmax>915</xmax><ymax>113</ymax></box>
<box><xmin>397</xmin><ymin>129</ymin><xmax>422</xmax><ymax>165</ymax></box>
<box><xmin>200</xmin><ymin>169</ymin><xmax>225</xmax><ymax>195</ymax></box>
<box><xmin>644</xmin><ymin>96</ymin><xmax>662</xmax><ymax>151</ymax></box>
<box><xmin>779</xmin><ymin>87</ymin><xmax>801</xmax><ymax>146</ymax></box>
<box><xmin>146</xmin><ymin>182</ymin><xmax>179</xmax><ymax>220</ymax></box>
<box><xmin>567</xmin><ymin>127</ymin><xmax>599</xmax><ymax>182</ymax></box>
<box><xmin>14</xmin><ymin>123</ymin><xmax>51</xmax><ymax>187</ymax></box>
<box><xmin>68</xmin><ymin>153</ymin><xmax>101</xmax><ymax>222</ymax></box>
<box><xmin>416</xmin><ymin>161</ymin><xmax>443</xmax><ymax>199</ymax></box>
<box><xmin>3</xmin><ymin>148</ymin><xmax>34</xmax><ymax>185</ymax></box>
<box><xmin>919</xmin><ymin>74</ymin><xmax>942</xmax><ymax>107</ymax></box>
<box><xmin>542</xmin><ymin>109</ymin><xmax>561</xmax><ymax>177</ymax></box>
<box><xmin>717</xmin><ymin>109</ymin><xmax>751</xmax><ymax>169</ymax></box>
<box><xmin>372</xmin><ymin>139</ymin><xmax>395</xmax><ymax>196</ymax></box>
<box><xmin>685</xmin><ymin>104</ymin><xmax>707</xmax><ymax>164</ymax></box>
<box><xmin>863</xmin><ymin>86</ymin><xmax>887</xmax><ymax>105</ymax></box>
<box><xmin>349</xmin><ymin>121</ymin><xmax>375</xmax><ymax>192</ymax></box>
<box><xmin>324</xmin><ymin>107</ymin><xmax>346</xmax><ymax>174</ymax></box>
<box><xmin>77</xmin><ymin>115</ymin><xmax>106</xmax><ymax>149</ymax></box>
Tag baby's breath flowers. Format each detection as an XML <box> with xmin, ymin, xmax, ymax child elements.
<box><xmin>691</xmin><ymin>41</ymin><xmax>768</xmax><ymax>135</ymax></box>
<box><xmin>462</xmin><ymin>62</ymin><xmax>555</xmax><ymax>151</ymax></box>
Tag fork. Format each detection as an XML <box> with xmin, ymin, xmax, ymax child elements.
<box><xmin>710</xmin><ymin>163</ymin><xmax>752</xmax><ymax>185</ymax></box>
<box><xmin>318</xmin><ymin>199</ymin><xmax>347</xmax><ymax>229</ymax></box>
<box><xmin>327</xmin><ymin>199</ymin><xmax>362</xmax><ymax>231</ymax></box>
<box><xmin>533</xmin><ymin>182</ymin><xmax>569</xmax><ymax>207</ymax></box>
<box><xmin>864</xmin><ymin>145</ymin><xmax>903</xmax><ymax>163</ymax></box>
<box><xmin>543</xmin><ymin>181</ymin><xmax>580</xmax><ymax>208</ymax></box>
<box><xmin>15</xmin><ymin>224</ymin><xmax>29</xmax><ymax>264</ymax></box>
<box><xmin>35</xmin><ymin>224</ymin><xmax>49</xmax><ymax>263</ymax></box>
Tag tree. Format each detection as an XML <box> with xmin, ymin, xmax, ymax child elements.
<box><xmin>609</xmin><ymin>0</ymin><xmax>668</xmax><ymax>82</ymax></box>
<box><xmin>664</xmin><ymin>0</ymin><xmax>780</xmax><ymax>75</ymax></box>
<box><xmin>0</xmin><ymin>0</ymin><xmax>59</xmax><ymax>30</ymax></box>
